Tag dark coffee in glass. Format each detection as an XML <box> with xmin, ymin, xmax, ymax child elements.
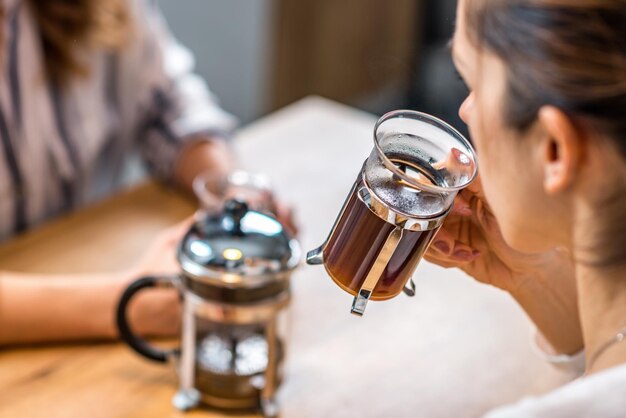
<box><xmin>307</xmin><ymin>111</ymin><xmax>478</xmax><ymax>316</ymax></box>
<box><xmin>323</xmin><ymin>175</ymin><xmax>439</xmax><ymax>301</ymax></box>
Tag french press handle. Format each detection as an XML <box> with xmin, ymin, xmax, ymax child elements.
<box><xmin>116</xmin><ymin>275</ymin><xmax>181</xmax><ymax>363</ymax></box>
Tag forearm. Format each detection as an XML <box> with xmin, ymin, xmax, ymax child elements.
<box><xmin>0</xmin><ymin>271</ymin><xmax>178</xmax><ymax>346</ymax></box>
<box><xmin>0</xmin><ymin>271</ymin><xmax>127</xmax><ymax>345</ymax></box>
<box><xmin>173</xmin><ymin>137</ymin><xmax>236</xmax><ymax>193</ymax></box>
<box><xmin>509</xmin><ymin>265</ymin><xmax>583</xmax><ymax>355</ymax></box>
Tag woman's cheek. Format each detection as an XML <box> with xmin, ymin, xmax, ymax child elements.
<box><xmin>479</xmin><ymin>159</ymin><xmax>521</xmax><ymax>247</ymax></box>
<box><xmin>467</xmin><ymin>96</ymin><xmax>514</xmax><ymax>239</ymax></box>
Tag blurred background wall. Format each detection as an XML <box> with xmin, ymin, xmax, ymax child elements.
<box><xmin>158</xmin><ymin>0</ymin><xmax>468</xmax><ymax>136</ymax></box>
<box><xmin>158</xmin><ymin>0</ymin><xmax>275</xmax><ymax>124</ymax></box>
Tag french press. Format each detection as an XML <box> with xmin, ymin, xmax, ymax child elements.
<box><xmin>117</xmin><ymin>198</ymin><xmax>300</xmax><ymax>417</ymax></box>
<box><xmin>307</xmin><ymin>110</ymin><xmax>477</xmax><ymax>316</ymax></box>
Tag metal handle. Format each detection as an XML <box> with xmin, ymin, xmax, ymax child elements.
<box><xmin>351</xmin><ymin>227</ymin><xmax>404</xmax><ymax>316</ymax></box>
<box><xmin>116</xmin><ymin>275</ymin><xmax>180</xmax><ymax>363</ymax></box>
<box><xmin>306</xmin><ymin>173</ymin><xmax>362</xmax><ymax>267</ymax></box>
<box><xmin>306</xmin><ymin>246</ymin><xmax>324</xmax><ymax>265</ymax></box>
<box><xmin>260</xmin><ymin>319</ymin><xmax>280</xmax><ymax>418</ymax></box>
<box><xmin>403</xmin><ymin>277</ymin><xmax>416</xmax><ymax>297</ymax></box>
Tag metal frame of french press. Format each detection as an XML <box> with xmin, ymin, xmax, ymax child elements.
<box><xmin>171</xmin><ymin>250</ymin><xmax>297</xmax><ymax>417</ymax></box>
<box><xmin>307</xmin><ymin>164</ymin><xmax>449</xmax><ymax>317</ymax></box>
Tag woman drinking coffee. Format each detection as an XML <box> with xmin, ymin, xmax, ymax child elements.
<box><xmin>425</xmin><ymin>0</ymin><xmax>626</xmax><ymax>415</ymax></box>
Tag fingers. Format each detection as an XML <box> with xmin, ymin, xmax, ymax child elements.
<box><xmin>426</xmin><ymin>243</ymin><xmax>479</xmax><ymax>265</ymax></box>
<box><xmin>172</xmin><ymin>216</ymin><xmax>196</xmax><ymax>233</ymax></box>
<box><xmin>423</xmin><ymin>253</ymin><xmax>462</xmax><ymax>269</ymax></box>
<box><xmin>431</xmin><ymin>241</ymin><xmax>480</xmax><ymax>263</ymax></box>
<box><xmin>132</xmin><ymin>287</ymin><xmax>182</xmax><ymax>337</ymax></box>
<box><xmin>466</xmin><ymin>172</ymin><xmax>483</xmax><ymax>195</ymax></box>
<box><xmin>431</xmin><ymin>227</ymin><xmax>455</xmax><ymax>255</ymax></box>
<box><xmin>428</xmin><ymin>227</ymin><xmax>481</xmax><ymax>264</ymax></box>
<box><xmin>159</xmin><ymin>216</ymin><xmax>196</xmax><ymax>246</ymax></box>
<box><xmin>425</xmin><ymin>243</ymin><xmax>478</xmax><ymax>266</ymax></box>
<box><xmin>274</xmin><ymin>201</ymin><xmax>299</xmax><ymax>237</ymax></box>
<box><xmin>450</xmin><ymin>195</ymin><xmax>472</xmax><ymax>217</ymax></box>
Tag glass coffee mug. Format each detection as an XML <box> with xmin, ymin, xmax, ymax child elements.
<box><xmin>306</xmin><ymin>110</ymin><xmax>478</xmax><ymax>316</ymax></box>
<box><xmin>193</xmin><ymin>170</ymin><xmax>275</xmax><ymax>215</ymax></box>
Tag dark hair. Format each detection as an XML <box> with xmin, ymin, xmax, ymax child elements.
<box><xmin>465</xmin><ymin>0</ymin><xmax>626</xmax><ymax>155</ymax></box>
<box><xmin>1</xmin><ymin>0</ymin><xmax>131</xmax><ymax>85</ymax></box>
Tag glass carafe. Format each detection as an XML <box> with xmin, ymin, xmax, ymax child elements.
<box><xmin>307</xmin><ymin>110</ymin><xmax>477</xmax><ymax>316</ymax></box>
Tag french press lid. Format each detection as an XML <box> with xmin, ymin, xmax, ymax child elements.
<box><xmin>178</xmin><ymin>199</ymin><xmax>300</xmax><ymax>292</ymax></box>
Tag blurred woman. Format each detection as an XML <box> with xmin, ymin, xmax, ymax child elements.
<box><xmin>426</xmin><ymin>0</ymin><xmax>626</xmax><ymax>415</ymax></box>
<box><xmin>0</xmin><ymin>0</ymin><xmax>240</xmax><ymax>344</ymax></box>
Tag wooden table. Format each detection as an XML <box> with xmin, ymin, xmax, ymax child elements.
<box><xmin>0</xmin><ymin>97</ymin><xmax>571</xmax><ymax>418</ymax></box>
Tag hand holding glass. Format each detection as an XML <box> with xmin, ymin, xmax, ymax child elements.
<box><xmin>307</xmin><ymin>110</ymin><xmax>478</xmax><ymax>316</ymax></box>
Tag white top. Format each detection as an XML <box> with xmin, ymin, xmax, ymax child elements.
<box><xmin>0</xmin><ymin>0</ymin><xmax>236</xmax><ymax>240</ymax></box>
<box><xmin>485</xmin><ymin>332</ymin><xmax>624</xmax><ymax>417</ymax></box>
<box><xmin>485</xmin><ymin>363</ymin><xmax>626</xmax><ymax>418</ymax></box>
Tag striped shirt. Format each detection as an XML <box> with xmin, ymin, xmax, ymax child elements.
<box><xmin>0</xmin><ymin>0</ymin><xmax>237</xmax><ymax>241</ymax></box>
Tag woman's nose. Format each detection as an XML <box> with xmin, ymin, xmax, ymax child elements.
<box><xmin>459</xmin><ymin>93</ymin><xmax>474</xmax><ymax>124</ymax></box>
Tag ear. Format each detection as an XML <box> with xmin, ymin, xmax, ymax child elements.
<box><xmin>537</xmin><ymin>106</ymin><xmax>584</xmax><ymax>194</ymax></box>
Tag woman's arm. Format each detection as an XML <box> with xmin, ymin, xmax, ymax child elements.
<box><xmin>0</xmin><ymin>220</ymin><xmax>188</xmax><ymax>346</ymax></box>
<box><xmin>0</xmin><ymin>271</ymin><xmax>178</xmax><ymax>346</ymax></box>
